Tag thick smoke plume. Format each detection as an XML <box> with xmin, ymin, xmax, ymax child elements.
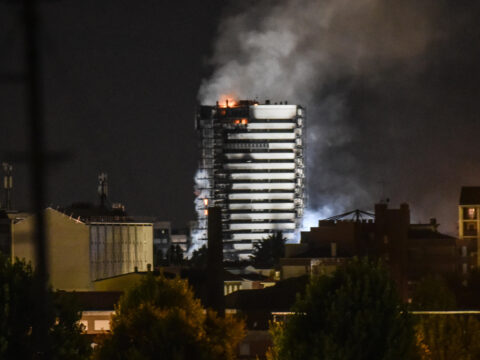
<box><xmin>199</xmin><ymin>0</ymin><xmax>480</xmax><ymax>235</ymax></box>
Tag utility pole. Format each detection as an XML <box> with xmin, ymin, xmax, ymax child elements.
<box><xmin>98</xmin><ymin>172</ymin><xmax>108</xmax><ymax>208</ymax></box>
<box><xmin>2</xmin><ymin>162</ymin><xmax>13</xmax><ymax>210</ymax></box>
<box><xmin>22</xmin><ymin>0</ymin><xmax>51</xmax><ymax>357</ymax></box>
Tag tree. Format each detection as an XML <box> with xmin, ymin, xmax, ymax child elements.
<box><xmin>0</xmin><ymin>256</ymin><xmax>91</xmax><ymax>359</ymax></box>
<box><xmin>189</xmin><ymin>245</ymin><xmax>208</xmax><ymax>269</ymax></box>
<box><xmin>410</xmin><ymin>275</ymin><xmax>456</xmax><ymax>311</ymax></box>
<box><xmin>166</xmin><ymin>244</ymin><xmax>184</xmax><ymax>265</ymax></box>
<box><xmin>50</xmin><ymin>292</ymin><xmax>93</xmax><ymax>360</ymax></box>
<box><xmin>412</xmin><ymin>276</ymin><xmax>480</xmax><ymax>359</ymax></box>
<box><xmin>94</xmin><ymin>273</ymin><xmax>245</xmax><ymax>360</ymax></box>
<box><xmin>251</xmin><ymin>231</ymin><xmax>286</xmax><ymax>267</ymax></box>
<box><xmin>270</xmin><ymin>257</ymin><xmax>416</xmax><ymax>360</ymax></box>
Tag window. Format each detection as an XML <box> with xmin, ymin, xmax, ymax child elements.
<box><xmin>468</xmin><ymin>208</ymin><xmax>476</xmax><ymax>219</ymax></box>
<box><xmin>464</xmin><ymin>207</ymin><xmax>477</xmax><ymax>220</ymax></box>
<box><xmin>464</xmin><ymin>222</ymin><xmax>478</xmax><ymax>236</ymax></box>
<box><xmin>94</xmin><ymin>320</ymin><xmax>110</xmax><ymax>331</ymax></box>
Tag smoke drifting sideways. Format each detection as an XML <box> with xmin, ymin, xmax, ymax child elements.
<box><xmin>199</xmin><ymin>0</ymin><xmax>480</xmax><ymax>235</ymax></box>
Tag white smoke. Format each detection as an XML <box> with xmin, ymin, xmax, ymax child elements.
<box><xmin>199</xmin><ymin>0</ymin><xmax>440</xmax><ymax>104</ymax></box>
<box><xmin>189</xmin><ymin>169</ymin><xmax>211</xmax><ymax>255</ymax></box>
<box><xmin>199</xmin><ymin>0</ymin><xmax>444</xmax><ymax>227</ymax></box>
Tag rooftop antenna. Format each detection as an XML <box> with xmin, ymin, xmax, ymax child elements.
<box><xmin>98</xmin><ymin>172</ymin><xmax>108</xmax><ymax>208</ymax></box>
<box><xmin>2</xmin><ymin>162</ymin><xmax>13</xmax><ymax>210</ymax></box>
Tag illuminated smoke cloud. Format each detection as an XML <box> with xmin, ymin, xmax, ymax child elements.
<box><xmin>199</xmin><ymin>0</ymin><xmax>453</xmax><ymax>232</ymax></box>
<box><xmin>199</xmin><ymin>0</ymin><xmax>441</xmax><ymax>104</ymax></box>
<box><xmin>189</xmin><ymin>169</ymin><xmax>210</xmax><ymax>255</ymax></box>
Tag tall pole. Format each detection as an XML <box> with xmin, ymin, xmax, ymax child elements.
<box><xmin>207</xmin><ymin>206</ymin><xmax>225</xmax><ymax>316</ymax></box>
<box><xmin>23</xmin><ymin>0</ymin><xmax>50</xmax><ymax>357</ymax></box>
<box><xmin>2</xmin><ymin>162</ymin><xmax>13</xmax><ymax>210</ymax></box>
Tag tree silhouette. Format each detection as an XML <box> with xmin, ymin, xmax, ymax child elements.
<box><xmin>94</xmin><ymin>273</ymin><xmax>245</xmax><ymax>360</ymax></box>
<box><xmin>269</xmin><ymin>258</ymin><xmax>416</xmax><ymax>360</ymax></box>
<box><xmin>0</xmin><ymin>256</ymin><xmax>91</xmax><ymax>360</ymax></box>
<box><xmin>412</xmin><ymin>275</ymin><xmax>480</xmax><ymax>359</ymax></box>
<box><xmin>251</xmin><ymin>231</ymin><xmax>286</xmax><ymax>267</ymax></box>
<box><xmin>166</xmin><ymin>244</ymin><xmax>184</xmax><ymax>265</ymax></box>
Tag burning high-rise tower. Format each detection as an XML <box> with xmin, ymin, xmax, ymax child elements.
<box><xmin>194</xmin><ymin>99</ymin><xmax>305</xmax><ymax>260</ymax></box>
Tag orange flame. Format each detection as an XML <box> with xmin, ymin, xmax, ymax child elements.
<box><xmin>218</xmin><ymin>94</ymin><xmax>237</xmax><ymax>108</ymax></box>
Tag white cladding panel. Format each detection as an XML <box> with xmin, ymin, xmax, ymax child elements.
<box><xmin>225</xmin><ymin>152</ymin><xmax>295</xmax><ymax>160</ymax></box>
<box><xmin>247</xmin><ymin>123</ymin><xmax>295</xmax><ymax>130</ymax></box>
<box><xmin>231</xmin><ymin>232</ymin><xmax>296</xmax><ymax>241</ymax></box>
<box><xmin>268</xmin><ymin>143</ymin><xmax>296</xmax><ymax>149</ymax></box>
<box><xmin>228</xmin><ymin>202</ymin><xmax>295</xmax><ymax>210</ymax></box>
<box><xmin>230</xmin><ymin>213</ymin><xmax>296</xmax><ymax>220</ymax></box>
<box><xmin>89</xmin><ymin>223</ymin><xmax>153</xmax><ymax>281</ymax></box>
<box><xmin>229</xmin><ymin>223</ymin><xmax>296</xmax><ymax>230</ymax></box>
<box><xmin>230</xmin><ymin>172</ymin><xmax>295</xmax><ymax>180</ymax></box>
<box><xmin>250</xmin><ymin>105</ymin><xmax>297</xmax><ymax>119</ymax></box>
<box><xmin>228</xmin><ymin>132</ymin><xmax>295</xmax><ymax>140</ymax></box>
<box><xmin>228</xmin><ymin>193</ymin><xmax>294</xmax><ymax>200</ymax></box>
<box><xmin>231</xmin><ymin>183</ymin><xmax>295</xmax><ymax>190</ymax></box>
<box><xmin>225</xmin><ymin>162</ymin><xmax>295</xmax><ymax>170</ymax></box>
<box><xmin>233</xmin><ymin>243</ymin><xmax>253</xmax><ymax>250</ymax></box>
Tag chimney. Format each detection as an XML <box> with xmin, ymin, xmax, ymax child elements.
<box><xmin>207</xmin><ymin>206</ymin><xmax>225</xmax><ymax>316</ymax></box>
<box><xmin>400</xmin><ymin>203</ymin><xmax>410</xmax><ymax>224</ymax></box>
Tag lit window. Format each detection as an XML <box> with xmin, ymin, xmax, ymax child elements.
<box><xmin>468</xmin><ymin>208</ymin><xmax>476</xmax><ymax>219</ymax></box>
<box><xmin>94</xmin><ymin>320</ymin><xmax>110</xmax><ymax>331</ymax></box>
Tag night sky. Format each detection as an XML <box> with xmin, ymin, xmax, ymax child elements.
<box><xmin>1</xmin><ymin>1</ymin><xmax>480</xmax><ymax>234</ymax></box>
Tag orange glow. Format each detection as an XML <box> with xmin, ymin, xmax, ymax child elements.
<box><xmin>203</xmin><ymin>198</ymin><xmax>208</xmax><ymax>206</ymax></box>
<box><xmin>218</xmin><ymin>95</ymin><xmax>237</xmax><ymax>108</ymax></box>
<box><xmin>204</xmin><ymin>209</ymin><xmax>208</xmax><ymax>216</ymax></box>
<box><xmin>234</xmin><ymin>119</ymin><xmax>240</xmax><ymax>125</ymax></box>
<box><xmin>241</xmin><ymin>118</ymin><xmax>248</xmax><ymax>125</ymax></box>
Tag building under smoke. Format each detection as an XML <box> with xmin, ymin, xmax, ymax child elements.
<box><xmin>194</xmin><ymin>100</ymin><xmax>305</xmax><ymax>260</ymax></box>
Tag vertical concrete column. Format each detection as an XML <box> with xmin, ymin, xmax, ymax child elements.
<box><xmin>207</xmin><ymin>206</ymin><xmax>225</xmax><ymax>316</ymax></box>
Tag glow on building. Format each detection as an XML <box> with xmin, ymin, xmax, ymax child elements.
<box><xmin>194</xmin><ymin>100</ymin><xmax>305</xmax><ymax>260</ymax></box>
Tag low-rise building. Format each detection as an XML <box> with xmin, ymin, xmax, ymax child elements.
<box><xmin>282</xmin><ymin>203</ymin><xmax>459</xmax><ymax>299</ymax></box>
<box><xmin>458</xmin><ymin>186</ymin><xmax>480</xmax><ymax>269</ymax></box>
<box><xmin>12</xmin><ymin>207</ymin><xmax>153</xmax><ymax>291</ymax></box>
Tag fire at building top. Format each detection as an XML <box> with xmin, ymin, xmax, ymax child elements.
<box><xmin>193</xmin><ymin>99</ymin><xmax>306</xmax><ymax>260</ymax></box>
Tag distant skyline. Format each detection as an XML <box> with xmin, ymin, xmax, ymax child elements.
<box><xmin>1</xmin><ymin>1</ymin><xmax>480</xmax><ymax>234</ymax></box>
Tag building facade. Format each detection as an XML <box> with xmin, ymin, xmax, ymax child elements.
<box><xmin>283</xmin><ymin>203</ymin><xmax>459</xmax><ymax>299</ymax></box>
<box><xmin>194</xmin><ymin>100</ymin><xmax>305</xmax><ymax>260</ymax></box>
<box><xmin>458</xmin><ymin>186</ymin><xmax>480</xmax><ymax>269</ymax></box>
<box><xmin>12</xmin><ymin>207</ymin><xmax>153</xmax><ymax>290</ymax></box>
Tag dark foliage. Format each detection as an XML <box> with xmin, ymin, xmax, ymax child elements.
<box><xmin>271</xmin><ymin>258</ymin><xmax>416</xmax><ymax>360</ymax></box>
<box><xmin>0</xmin><ymin>256</ymin><xmax>91</xmax><ymax>360</ymax></box>
<box><xmin>251</xmin><ymin>232</ymin><xmax>286</xmax><ymax>267</ymax></box>
<box><xmin>94</xmin><ymin>273</ymin><xmax>245</xmax><ymax>360</ymax></box>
